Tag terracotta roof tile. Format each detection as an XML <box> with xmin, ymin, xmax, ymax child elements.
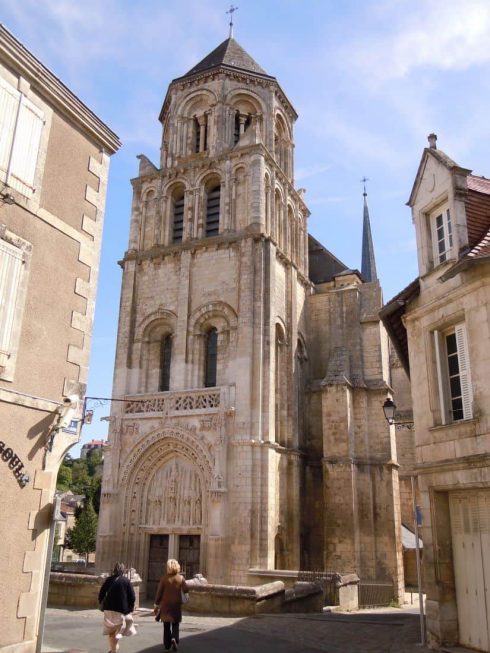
<box><xmin>465</xmin><ymin>175</ymin><xmax>490</xmax><ymax>250</ymax></box>
<box><xmin>467</xmin><ymin>226</ymin><xmax>490</xmax><ymax>259</ymax></box>
<box><xmin>467</xmin><ymin>175</ymin><xmax>490</xmax><ymax>194</ymax></box>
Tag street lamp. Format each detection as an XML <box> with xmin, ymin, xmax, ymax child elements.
<box><xmin>382</xmin><ymin>398</ymin><xmax>396</xmax><ymax>424</ymax></box>
<box><xmin>382</xmin><ymin>398</ymin><xmax>414</xmax><ymax>430</ymax></box>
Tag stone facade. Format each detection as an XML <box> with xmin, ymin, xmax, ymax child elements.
<box><xmin>382</xmin><ymin>136</ymin><xmax>490</xmax><ymax>650</ymax></box>
<box><xmin>98</xmin><ymin>37</ymin><xmax>404</xmax><ymax>602</ymax></box>
<box><xmin>0</xmin><ymin>26</ymin><xmax>119</xmax><ymax>653</ymax></box>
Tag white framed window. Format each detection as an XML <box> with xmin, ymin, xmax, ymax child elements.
<box><xmin>0</xmin><ymin>232</ymin><xmax>31</xmax><ymax>380</ymax></box>
<box><xmin>431</xmin><ymin>206</ymin><xmax>453</xmax><ymax>265</ymax></box>
<box><xmin>0</xmin><ymin>76</ymin><xmax>44</xmax><ymax>198</ymax></box>
<box><xmin>433</xmin><ymin>323</ymin><xmax>473</xmax><ymax>424</ymax></box>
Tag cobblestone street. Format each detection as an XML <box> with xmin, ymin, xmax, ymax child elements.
<box><xmin>43</xmin><ymin>603</ymin><xmax>429</xmax><ymax>653</ymax></box>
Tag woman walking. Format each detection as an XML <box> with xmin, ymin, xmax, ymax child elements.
<box><xmin>154</xmin><ymin>559</ymin><xmax>188</xmax><ymax>651</ymax></box>
<box><xmin>98</xmin><ymin>562</ymin><xmax>137</xmax><ymax>653</ymax></box>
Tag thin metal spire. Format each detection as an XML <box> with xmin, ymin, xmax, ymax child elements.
<box><xmin>226</xmin><ymin>4</ymin><xmax>239</xmax><ymax>38</ymax></box>
<box><xmin>360</xmin><ymin>178</ymin><xmax>378</xmax><ymax>283</ymax></box>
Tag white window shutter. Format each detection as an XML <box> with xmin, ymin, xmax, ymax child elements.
<box><xmin>0</xmin><ymin>79</ymin><xmax>20</xmax><ymax>178</ymax></box>
<box><xmin>433</xmin><ymin>329</ymin><xmax>449</xmax><ymax>424</ymax></box>
<box><xmin>0</xmin><ymin>240</ymin><xmax>23</xmax><ymax>362</ymax></box>
<box><xmin>455</xmin><ymin>323</ymin><xmax>473</xmax><ymax>419</ymax></box>
<box><xmin>9</xmin><ymin>95</ymin><xmax>44</xmax><ymax>194</ymax></box>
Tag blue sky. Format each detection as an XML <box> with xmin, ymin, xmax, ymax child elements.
<box><xmin>1</xmin><ymin>0</ymin><xmax>490</xmax><ymax>454</ymax></box>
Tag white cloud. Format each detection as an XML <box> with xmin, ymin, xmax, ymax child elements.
<box><xmin>350</xmin><ymin>0</ymin><xmax>490</xmax><ymax>81</ymax></box>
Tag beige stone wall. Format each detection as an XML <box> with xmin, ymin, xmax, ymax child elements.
<box><xmin>404</xmin><ymin>148</ymin><xmax>490</xmax><ymax>647</ymax></box>
<box><xmin>0</xmin><ymin>27</ymin><xmax>118</xmax><ymax>652</ymax></box>
<box><xmin>306</xmin><ymin>279</ymin><xmax>404</xmax><ymax>600</ymax></box>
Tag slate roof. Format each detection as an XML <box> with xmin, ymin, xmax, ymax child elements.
<box><xmin>181</xmin><ymin>37</ymin><xmax>272</xmax><ymax>80</ymax></box>
<box><xmin>379</xmin><ymin>278</ymin><xmax>420</xmax><ymax>376</ymax></box>
<box><xmin>308</xmin><ymin>234</ymin><xmax>348</xmax><ymax>284</ymax></box>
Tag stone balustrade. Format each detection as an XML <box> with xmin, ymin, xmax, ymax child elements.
<box><xmin>123</xmin><ymin>385</ymin><xmax>233</xmax><ymax>416</ymax></box>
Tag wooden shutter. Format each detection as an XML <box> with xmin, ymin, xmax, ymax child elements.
<box><xmin>9</xmin><ymin>95</ymin><xmax>44</xmax><ymax>195</ymax></box>
<box><xmin>0</xmin><ymin>239</ymin><xmax>23</xmax><ymax>363</ymax></box>
<box><xmin>0</xmin><ymin>78</ymin><xmax>20</xmax><ymax>179</ymax></box>
<box><xmin>455</xmin><ymin>323</ymin><xmax>473</xmax><ymax>420</ymax></box>
<box><xmin>433</xmin><ymin>329</ymin><xmax>449</xmax><ymax>424</ymax></box>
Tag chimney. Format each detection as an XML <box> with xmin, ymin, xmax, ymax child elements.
<box><xmin>428</xmin><ymin>133</ymin><xmax>437</xmax><ymax>149</ymax></box>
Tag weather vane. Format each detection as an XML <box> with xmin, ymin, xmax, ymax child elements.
<box><xmin>226</xmin><ymin>4</ymin><xmax>239</xmax><ymax>38</ymax></box>
<box><xmin>361</xmin><ymin>176</ymin><xmax>369</xmax><ymax>196</ymax></box>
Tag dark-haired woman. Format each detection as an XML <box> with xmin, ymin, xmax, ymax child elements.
<box><xmin>98</xmin><ymin>562</ymin><xmax>137</xmax><ymax>653</ymax></box>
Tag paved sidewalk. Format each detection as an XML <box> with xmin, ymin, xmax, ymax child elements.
<box><xmin>43</xmin><ymin>602</ymin><xmax>429</xmax><ymax>653</ymax></box>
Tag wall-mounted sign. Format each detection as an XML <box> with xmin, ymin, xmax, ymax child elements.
<box><xmin>0</xmin><ymin>441</ymin><xmax>30</xmax><ymax>487</ymax></box>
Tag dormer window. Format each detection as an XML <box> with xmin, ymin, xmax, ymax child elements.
<box><xmin>431</xmin><ymin>206</ymin><xmax>453</xmax><ymax>264</ymax></box>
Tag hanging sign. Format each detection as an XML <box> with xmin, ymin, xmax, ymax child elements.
<box><xmin>0</xmin><ymin>441</ymin><xmax>30</xmax><ymax>487</ymax></box>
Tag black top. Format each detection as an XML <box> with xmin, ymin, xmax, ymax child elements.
<box><xmin>98</xmin><ymin>574</ymin><xmax>135</xmax><ymax>615</ymax></box>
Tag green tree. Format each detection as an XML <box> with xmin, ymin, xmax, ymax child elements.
<box><xmin>69</xmin><ymin>498</ymin><xmax>98</xmax><ymax>562</ymax></box>
<box><xmin>71</xmin><ymin>459</ymin><xmax>91</xmax><ymax>494</ymax></box>
<box><xmin>86</xmin><ymin>449</ymin><xmax>103</xmax><ymax>477</ymax></box>
<box><xmin>91</xmin><ymin>475</ymin><xmax>102</xmax><ymax>515</ymax></box>
<box><xmin>56</xmin><ymin>464</ymin><xmax>73</xmax><ymax>492</ymax></box>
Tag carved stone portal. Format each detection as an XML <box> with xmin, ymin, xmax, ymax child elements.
<box><xmin>146</xmin><ymin>457</ymin><xmax>202</xmax><ymax>527</ymax></box>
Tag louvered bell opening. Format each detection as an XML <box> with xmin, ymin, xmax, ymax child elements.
<box><xmin>205</xmin><ymin>187</ymin><xmax>220</xmax><ymax>237</ymax></box>
<box><xmin>233</xmin><ymin>113</ymin><xmax>240</xmax><ymax>145</ymax></box>
<box><xmin>172</xmin><ymin>197</ymin><xmax>184</xmax><ymax>243</ymax></box>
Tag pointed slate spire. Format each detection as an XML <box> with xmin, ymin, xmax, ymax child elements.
<box><xmin>361</xmin><ymin>182</ymin><xmax>378</xmax><ymax>283</ymax></box>
<box><xmin>182</xmin><ymin>38</ymin><xmax>270</xmax><ymax>79</ymax></box>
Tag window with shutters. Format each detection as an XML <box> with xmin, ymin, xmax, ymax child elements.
<box><xmin>0</xmin><ymin>77</ymin><xmax>44</xmax><ymax>198</ymax></box>
<box><xmin>205</xmin><ymin>185</ymin><xmax>220</xmax><ymax>237</ymax></box>
<box><xmin>0</xmin><ymin>231</ymin><xmax>31</xmax><ymax>381</ymax></box>
<box><xmin>433</xmin><ymin>323</ymin><xmax>473</xmax><ymax>424</ymax></box>
<box><xmin>172</xmin><ymin>194</ymin><xmax>185</xmax><ymax>243</ymax></box>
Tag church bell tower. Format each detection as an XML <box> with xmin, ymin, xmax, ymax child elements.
<box><xmin>97</xmin><ymin>35</ymin><xmax>310</xmax><ymax>589</ymax></box>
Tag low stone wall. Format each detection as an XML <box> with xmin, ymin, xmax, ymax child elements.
<box><xmin>184</xmin><ymin>581</ymin><xmax>285</xmax><ymax>616</ymax></box>
<box><xmin>248</xmin><ymin>569</ymin><xmax>360</xmax><ymax>611</ymax></box>
<box><xmin>48</xmin><ymin>572</ymin><xmax>141</xmax><ymax>609</ymax></box>
<box><xmin>282</xmin><ymin>582</ymin><xmax>324</xmax><ymax>613</ymax></box>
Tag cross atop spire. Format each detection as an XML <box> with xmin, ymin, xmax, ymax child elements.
<box><xmin>361</xmin><ymin>176</ymin><xmax>369</xmax><ymax>196</ymax></box>
<box><xmin>226</xmin><ymin>4</ymin><xmax>239</xmax><ymax>38</ymax></box>
<box><xmin>360</xmin><ymin>179</ymin><xmax>378</xmax><ymax>283</ymax></box>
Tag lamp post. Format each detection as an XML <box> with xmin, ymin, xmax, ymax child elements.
<box><xmin>382</xmin><ymin>397</ymin><xmax>425</xmax><ymax>645</ymax></box>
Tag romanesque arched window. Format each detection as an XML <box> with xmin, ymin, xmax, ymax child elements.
<box><xmin>159</xmin><ymin>334</ymin><xmax>173</xmax><ymax>391</ymax></box>
<box><xmin>295</xmin><ymin>337</ymin><xmax>308</xmax><ymax>449</ymax></box>
<box><xmin>274</xmin><ymin>189</ymin><xmax>282</xmax><ymax>247</ymax></box>
<box><xmin>141</xmin><ymin>189</ymin><xmax>157</xmax><ymax>250</ymax></box>
<box><xmin>275</xmin><ymin>323</ymin><xmax>287</xmax><ymax>446</ymax></box>
<box><xmin>274</xmin><ymin>114</ymin><xmax>291</xmax><ymax>177</ymax></box>
<box><xmin>172</xmin><ymin>193</ymin><xmax>185</xmax><ymax>243</ymax></box>
<box><xmin>234</xmin><ymin>111</ymin><xmax>252</xmax><ymax>145</ymax></box>
<box><xmin>193</xmin><ymin>114</ymin><xmax>208</xmax><ymax>153</ymax></box>
<box><xmin>137</xmin><ymin>312</ymin><xmax>176</xmax><ymax>393</ymax></box>
<box><xmin>205</xmin><ymin>184</ymin><xmax>220</xmax><ymax>237</ymax></box>
<box><xmin>204</xmin><ymin>327</ymin><xmax>218</xmax><ymax>387</ymax></box>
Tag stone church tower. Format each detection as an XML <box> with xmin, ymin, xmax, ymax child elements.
<box><xmin>97</xmin><ymin>37</ymin><xmax>404</xmax><ymax>600</ymax></box>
